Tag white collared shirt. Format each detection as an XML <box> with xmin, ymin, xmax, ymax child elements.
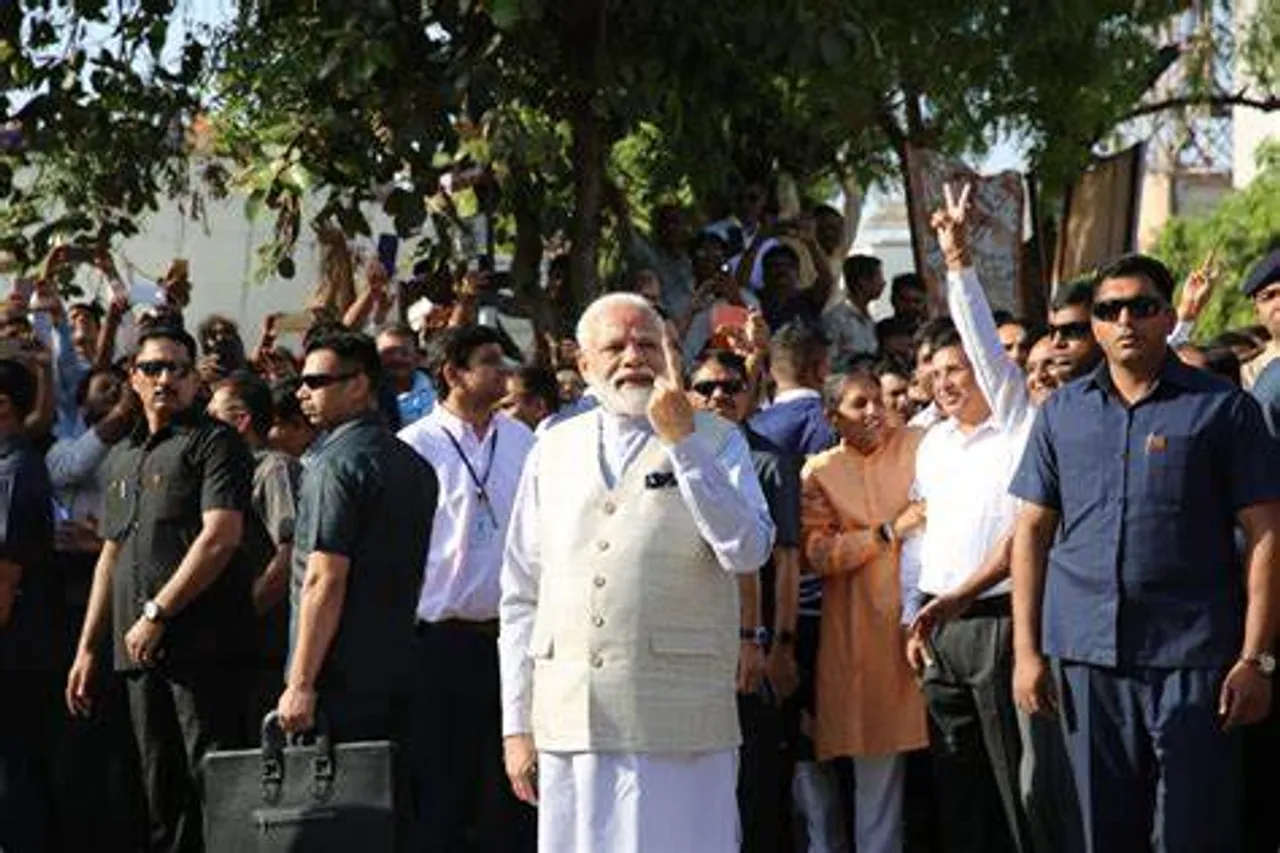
<box><xmin>398</xmin><ymin>406</ymin><xmax>536</xmax><ymax>623</ymax></box>
<box><xmin>913</xmin><ymin>267</ymin><xmax>1034</xmax><ymax>598</ymax></box>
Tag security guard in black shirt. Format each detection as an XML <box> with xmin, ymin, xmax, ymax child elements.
<box><xmin>0</xmin><ymin>359</ymin><xmax>57</xmax><ymax>852</ymax></box>
<box><xmin>65</xmin><ymin>325</ymin><xmax>255</xmax><ymax>853</ymax></box>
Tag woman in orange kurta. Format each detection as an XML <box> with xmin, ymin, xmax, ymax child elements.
<box><xmin>801</xmin><ymin>367</ymin><xmax>928</xmax><ymax>853</ymax></box>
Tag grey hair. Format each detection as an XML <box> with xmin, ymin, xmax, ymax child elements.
<box><xmin>576</xmin><ymin>292</ymin><xmax>661</xmax><ymax>350</ymax></box>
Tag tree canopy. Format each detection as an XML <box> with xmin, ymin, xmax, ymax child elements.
<box><xmin>3</xmin><ymin>0</ymin><xmax>1276</xmax><ymax>315</ymax></box>
<box><xmin>1154</xmin><ymin>142</ymin><xmax>1280</xmax><ymax>340</ymax></box>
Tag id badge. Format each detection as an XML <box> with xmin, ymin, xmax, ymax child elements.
<box><xmin>471</xmin><ymin>505</ymin><xmax>497</xmax><ymax>548</ymax></box>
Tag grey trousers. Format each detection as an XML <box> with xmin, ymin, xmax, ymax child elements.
<box><xmin>920</xmin><ymin>604</ymin><xmax>1029</xmax><ymax>853</ymax></box>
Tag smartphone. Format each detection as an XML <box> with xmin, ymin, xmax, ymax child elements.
<box><xmin>376</xmin><ymin>234</ymin><xmax>400</xmax><ymax>278</ymax></box>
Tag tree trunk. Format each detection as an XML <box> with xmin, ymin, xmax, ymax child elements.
<box><xmin>568</xmin><ymin>105</ymin><xmax>606</xmax><ymax>315</ymax></box>
<box><xmin>507</xmin><ymin>163</ymin><xmax>555</xmax><ymax>365</ymax></box>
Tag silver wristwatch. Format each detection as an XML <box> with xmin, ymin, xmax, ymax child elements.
<box><xmin>1242</xmin><ymin>652</ymin><xmax>1276</xmax><ymax>676</ymax></box>
<box><xmin>143</xmin><ymin>599</ymin><xmax>167</xmax><ymax>623</ymax></box>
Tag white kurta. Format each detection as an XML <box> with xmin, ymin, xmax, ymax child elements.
<box><xmin>538</xmin><ymin>751</ymin><xmax>739</xmax><ymax>853</ymax></box>
<box><xmin>499</xmin><ymin>409</ymin><xmax>774</xmax><ymax>853</ymax></box>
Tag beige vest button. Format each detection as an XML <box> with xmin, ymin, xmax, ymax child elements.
<box><xmin>593</xmin><ymin>575</ymin><xmax>606</xmax><ymax>588</ymax></box>
<box><xmin>592</xmin><ymin>615</ymin><xmax>605</xmax><ymax>627</ymax></box>
<box><xmin>602</xmin><ymin>501</ymin><xmax>617</xmax><ymax>515</ymax></box>
<box><xmin>596</xmin><ymin>540</ymin><xmax>610</xmax><ymax>552</ymax></box>
<box><xmin>591</xmin><ymin>654</ymin><xmax>604</xmax><ymax>668</ymax></box>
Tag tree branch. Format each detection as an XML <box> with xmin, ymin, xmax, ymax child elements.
<box><xmin>1122</xmin><ymin>91</ymin><xmax>1278</xmax><ymax>121</ymax></box>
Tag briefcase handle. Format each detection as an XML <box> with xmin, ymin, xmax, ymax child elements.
<box><xmin>259</xmin><ymin>710</ymin><xmax>337</xmax><ymax>805</ymax></box>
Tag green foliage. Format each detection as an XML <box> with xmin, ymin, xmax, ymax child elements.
<box><xmin>1</xmin><ymin>0</ymin><xmax>207</xmax><ymax>271</ymax></box>
<box><xmin>6</xmin><ymin>0</ymin><xmax>1272</xmax><ymax>311</ymax></box>
<box><xmin>1152</xmin><ymin>143</ymin><xmax>1280</xmax><ymax>340</ymax></box>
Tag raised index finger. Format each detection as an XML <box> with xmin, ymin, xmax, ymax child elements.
<box><xmin>661</xmin><ymin>325</ymin><xmax>684</xmax><ymax>390</ymax></box>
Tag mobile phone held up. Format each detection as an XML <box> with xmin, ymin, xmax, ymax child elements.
<box><xmin>376</xmin><ymin>234</ymin><xmax>400</xmax><ymax>278</ymax></box>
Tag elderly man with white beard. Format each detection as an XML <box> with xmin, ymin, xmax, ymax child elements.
<box><xmin>498</xmin><ymin>293</ymin><xmax>776</xmax><ymax>852</ymax></box>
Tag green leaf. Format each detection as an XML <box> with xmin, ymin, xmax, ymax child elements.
<box><xmin>818</xmin><ymin>30</ymin><xmax>850</xmax><ymax>68</ymax></box>
<box><xmin>490</xmin><ymin>0</ymin><xmax>523</xmax><ymax>30</ymax></box>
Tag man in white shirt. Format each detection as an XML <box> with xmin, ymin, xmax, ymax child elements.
<box><xmin>822</xmin><ymin>254</ymin><xmax>882</xmax><ymax>365</ymax></box>
<box><xmin>910</xmin><ymin>186</ymin><xmax>1080</xmax><ymax>853</ymax></box>
<box><xmin>904</xmin><ymin>186</ymin><xmax>1033</xmax><ymax>853</ymax></box>
<box><xmin>499</xmin><ymin>293</ymin><xmax>775</xmax><ymax>852</ymax></box>
<box><xmin>398</xmin><ymin>325</ymin><xmax>537</xmax><ymax>852</ymax></box>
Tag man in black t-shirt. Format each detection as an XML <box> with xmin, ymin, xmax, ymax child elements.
<box><xmin>66</xmin><ymin>326</ymin><xmax>255</xmax><ymax>853</ymax></box>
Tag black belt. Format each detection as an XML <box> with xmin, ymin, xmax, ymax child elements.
<box><xmin>921</xmin><ymin>593</ymin><xmax>1011</xmax><ymax>620</ymax></box>
<box><xmin>417</xmin><ymin>619</ymin><xmax>499</xmax><ymax>638</ymax></box>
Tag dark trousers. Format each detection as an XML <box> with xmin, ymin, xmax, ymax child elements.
<box><xmin>49</xmin><ymin>663</ymin><xmax>145</xmax><ymax>852</ymax></box>
<box><xmin>0</xmin><ymin>672</ymin><xmax>55</xmax><ymax>853</ymax></box>
<box><xmin>737</xmin><ymin>691</ymin><xmax>795</xmax><ymax>853</ymax></box>
<box><xmin>903</xmin><ymin>748</ymin><xmax>942</xmax><ymax>853</ymax></box>
<box><xmin>126</xmin><ymin>664</ymin><xmax>250</xmax><ymax>853</ymax></box>
<box><xmin>1057</xmin><ymin>663</ymin><xmax>1240</xmax><ymax>853</ymax></box>
<box><xmin>1019</xmin><ymin>703</ymin><xmax>1082</xmax><ymax>853</ymax></box>
<box><xmin>323</xmin><ymin>688</ymin><xmax>417</xmax><ymax>853</ymax></box>
<box><xmin>1242</xmin><ymin>704</ymin><xmax>1279</xmax><ymax>853</ymax></box>
<box><xmin>920</xmin><ymin>602</ymin><xmax>1027</xmax><ymax>853</ymax></box>
<box><xmin>412</xmin><ymin>621</ymin><xmax>535</xmax><ymax>853</ymax></box>
<box><xmin>244</xmin><ymin>656</ymin><xmax>285</xmax><ymax>742</ymax></box>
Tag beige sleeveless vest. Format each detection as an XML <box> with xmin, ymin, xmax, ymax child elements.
<box><xmin>529</xmin><ymin>410</ymin><xmax>741</xmax><ymax>753</ymax></box>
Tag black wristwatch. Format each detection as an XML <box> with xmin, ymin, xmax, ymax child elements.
<box><xmin>877</xmin><ymin>523</ymin><xmax>895</xmax><ymax>545</ymax></box>
<box><xmin>740</xmin><ymin>626</ymin><xmax>770</xmax><ymax>646</ymax></box>
<box><xmin>775</xmin><ymin>629</ymin><xmax>795</xmax><ymax>648</ymax></box>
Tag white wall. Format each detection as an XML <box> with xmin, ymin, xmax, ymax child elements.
<box><xmin>72</xmin><ymin>185</ymin><xmax>431</xmax><ymax>345</ymax></box>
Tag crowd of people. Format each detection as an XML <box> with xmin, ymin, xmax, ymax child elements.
<box><xmin>0</xmin><ymin>176</ymin><xmax>1277</xmax><ymax>853</ymax></box>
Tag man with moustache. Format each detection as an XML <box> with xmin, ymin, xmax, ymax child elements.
<box><xmin>65</xmin><ymin>326</ymin><xmax>256</xmax><ymax>853</ymax></box>
<box><xmin>499</xmin><ymin>293</ymin><xmax>775</xmax><ymax>852</ymax></box>
<box><xmin>1011</xmin><ymin>255</ymin><xmax>1280</xmax><ymax>852</ymax></box>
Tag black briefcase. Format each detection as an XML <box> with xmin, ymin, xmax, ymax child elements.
<box><xmin>201</xmin><ymin>711</ymin><xmax>397</xmax><ymax>852</ymax></box>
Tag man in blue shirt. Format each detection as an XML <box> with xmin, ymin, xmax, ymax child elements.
<box><xmin>376</xmin><ymin>323</ymin><xmax>436</xmax><ymax>428</ymax></box>
<box><xmin>1009</xmin><ymin>254</ymin><xmax>1280</xmax><ymax>852</ymax></box>
<box><xmin>1253</xmin><ymin>358</ymin><xmax>1280</xmax><ymax>437</ymax></box>
<box><xmin>0</xmin><ymin>359</ymin><xmax>57</xmax><ymax>852</ymax></box>
<box><xmin>747</xmin><ymin>321</ymin><xmax>843</xmax><ymax>850</ymax></box>
<box><xmin>749</xmin><ymin>321</ymin><xmax>837</xmax><ymax>456</ymax></box>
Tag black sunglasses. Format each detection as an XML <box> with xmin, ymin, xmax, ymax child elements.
<box><xmin>134</xmin><ymin>359</ymin><xmax>192</xmax><ymax>379</ymax></box>
<box><xmin>691</xmin><ymin>379</ymin><xmax>746</xmax><ymax>398</ymax></box>
<box><xmin>1092</xmin><ymin>295</ymin><xmax>1165</xmax><ymax>323</ymax></box>
<box><xmin>299</xmin><ymin>372</ymin><xmax>356</xmax><ymax>390</ymax></box>
<box><xmin>1047</xmin><ymin>320</ymin><xmax>1092</xmax><ymax>341</ymax></box>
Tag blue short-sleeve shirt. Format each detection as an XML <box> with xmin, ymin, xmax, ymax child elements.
<box><xmin>1010</xmin><ymin>355</ymin><xmax>1280</xmax><ymax>668</ymax></box>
